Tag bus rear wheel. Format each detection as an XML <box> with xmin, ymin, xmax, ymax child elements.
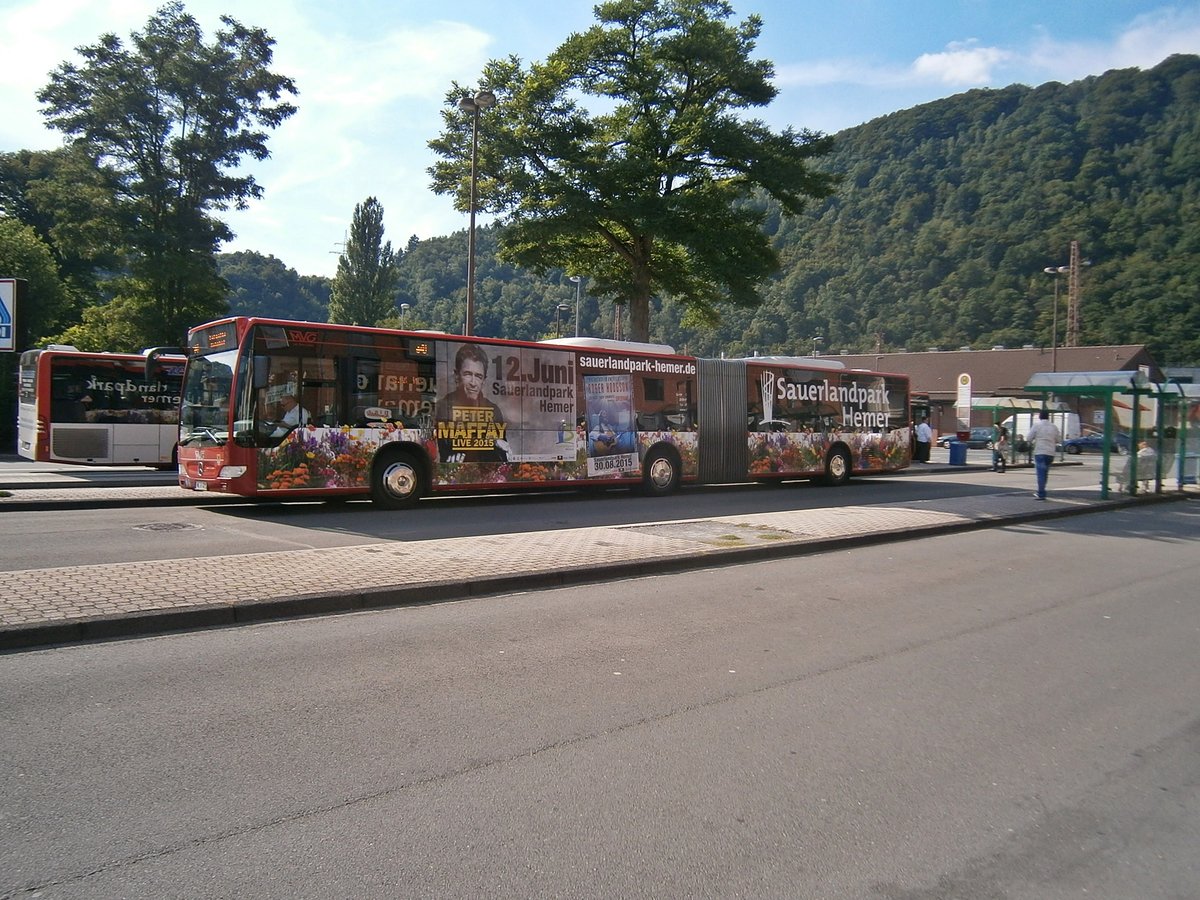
<box><xmin>823</xmin><ymin>447</ymin><xmax>851</xmax><ymax>487</ymax></box>
<box><xmin>642</xmin><ymin>446</ymin><xmax>681</xmax><ymax>496</ymax></box>
<box><xmin>371</xmin><ymin>450</ymin><xmax>423</xmax><ymax>509</ymax></box>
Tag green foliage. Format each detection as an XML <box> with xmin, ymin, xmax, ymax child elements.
<box><xmin>218</xmin><ymin>250</ymin><xmax>329</xmax><ymax>321</ymax></box>
<box><xmin>35</xmin><ymin>1</ymin><xmax>297</xmax><ymax>347</ymax></box>
<box><xmin>328</xmin><ymin>197</ymin><xmax>400</xmax><ymax>325</ymax></box>
<box><xmin>0</xmin><ymin>146</ymin><xmax>122</xmax><ymax>320</ymax></box>
<box><xmin>0</xmin><ymin>218</ymin><xmax>70</xmax><ymax>342</ymax></box>
<box><xmin>428</xmin><ymin>0</ymin><xmax>834</xmax><ymax>341</ymax></box>
<box><xmin>12</xmin><ymin>31</ymin><xmax>1193</xmax><ymax>369</ymax></box>
<box><xmin>49</xmin><ymin>291</ymin><xmax>160</xmax><ymax>352</ymax></box>
<box><xmin>300</xmin><ymin>55</ymin><xmax>1200</xmax><ymax>367</ymax></box>
<box><xmin>661</xmin><ymin>54</ymin><xmax>1200</xmax><ymax>364</ymax></box>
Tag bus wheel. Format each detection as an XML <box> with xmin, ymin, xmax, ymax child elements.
<box><xmin>371</xmin><ymin>450</ymin><xmax>423</xmax><ymax>509</ymax></box>
<box><xmin>823</xmin><ymin>447</ymin><xmax>851</xmax><ymax>487</ymax></box>
<box><xmin>642</xmin><ymin>447</ymin><xmax>681</xmax><ymax>496</ymax></box>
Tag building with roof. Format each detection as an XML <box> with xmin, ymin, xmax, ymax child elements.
<box><xmin>826</xmin><ymin>344</ymin><xmax>1160</xmax><ymax>436</ymax></box>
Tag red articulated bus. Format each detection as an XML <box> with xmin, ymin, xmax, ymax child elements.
<box><xmin>176</xmin><ymin>317</ymin><xmax>911</xmax><ymax>507</ymax></box>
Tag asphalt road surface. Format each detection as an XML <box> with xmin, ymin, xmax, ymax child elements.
<box><xmin>2</xmin><ymin>502</ymin><xmax>1197</xmax><ymax>898</ymax></box>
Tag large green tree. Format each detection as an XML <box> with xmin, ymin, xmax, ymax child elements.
<box><xmin>328</xmin><ymin>197</ymin><xmax>400</xmax><ymax>326</ymax></box>
<box><xmin>0</xmin><ymin>146</ymin><xmax>122</xmax><ymax>321</ymax></box>
<box><xmin>0</xmin><ymin>218</ymin><xmax>70</xmax><ymax>344</ymax></box>
<box><xmin>36</xmin><ymin>1</ymin><xmax>297</xmax><ymax>348</ymax></box>
<box><xmin>428</xmin><ymin>0</ymin><xmax>835</xmax><ymax>342</ymax></box>
<box><xmin>0</xmin><ymin>220</ymin><xmax>72</xmax><ymax>446</ymax></box>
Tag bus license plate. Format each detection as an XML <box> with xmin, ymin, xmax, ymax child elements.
<box><xmin>194</xmin><ymin>481</ymin><xmax>208</xmax><ymax>491</ymax></box>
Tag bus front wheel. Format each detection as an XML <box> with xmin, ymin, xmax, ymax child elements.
<box><xmin>371</xmin><ymin>450</ymin><xmax>423</xmax><ymax>509</ymax></box>
<box><xmin>823</xmin><ymin>447</ymin><xmax>851</xmax><ymax>487</ymax></box>
<box><xmin>642</xmin><ymin>447</ymin><xmax>681</xmax><ymax>496</ymax></box>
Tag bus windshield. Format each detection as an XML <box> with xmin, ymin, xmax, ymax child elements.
<box><xmin>179</xmin><ymin>349</ymin><xmax>237</xmax><ymax>447</ymax></box>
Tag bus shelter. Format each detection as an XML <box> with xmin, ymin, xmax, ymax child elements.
<box><xmin>1023</xmin><ymin>371</ymin><xmax>1199</xmax><ymax>498</ymax></box>
<box><xmin>970</xmin><ymin>396</ymin><xmax>1071</xmax><ymax>466</ymax></box>
<box><xmin>1156</xmin><ymin>380</ymin><xmax>1200</xmax><ymax>488</ymax></box>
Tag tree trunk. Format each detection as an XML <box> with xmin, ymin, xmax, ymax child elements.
<box><xmin>627</xmin><ymin>236</ymin><xmax>654</xmax><ymax>342</ymax></box>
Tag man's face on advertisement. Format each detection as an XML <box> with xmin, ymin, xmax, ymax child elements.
<box><xmin>458</xmin><ymin>358</ymin><xmax>485</xmax><ymax>401</ymax></box>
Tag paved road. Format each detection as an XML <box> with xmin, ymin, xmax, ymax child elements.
<box><xmin>2</xmin><ymin>503</ymin><xmax>1197</xmax><ymax>898</ymax></box>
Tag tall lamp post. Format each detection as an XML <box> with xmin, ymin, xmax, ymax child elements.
<box><xmin>399</xmin><ymin>303</ymin><xmax>410</xmax><ymax>329</ymax></box>
<box><xmin>811</xmin><ymin>334</ymin><xmax>823</xmax><ymax>357</ymax></box>
<box><xmin>1042</xmin><ymin>264</ymin><xmax>1069</xmax><ymax>372</ymax></box>
<box><xmin>569</xmin><ymin>275</ymin><xmax>582</xmax><ymax>337</ymax></box>
<box><xmin>555</xmin><ymin>303</ymin><xmax>570</xmax><ymax>338</ymax></box>
<box><xmin>458</xmin><ymin>89</ymin><xmax>496</xmax><ymax>337</ymax></box>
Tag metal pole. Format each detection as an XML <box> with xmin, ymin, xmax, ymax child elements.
<box><xmin>464</xmin><ymin>107</ymin><xmax>480</xmax><ymax>337</ymax></box>
<box><xmin>572</xmin><ymin>276</ymin><xmax>581</xmax><ymax>337</ymax></box>
<box><xmin>1043</xmin><ymin>264</ymin><xmax>1068</xmax><ymax>372</ymax></box>
<box><xmin>1051</xmin><ymin>275</ymin><xmax>1058</xmax><ymax>373</ymax></box>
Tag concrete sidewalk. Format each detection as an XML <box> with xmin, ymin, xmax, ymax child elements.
<box><xmin>1</xmin><ymin>480</ymin><xmax>1185</xmax><ymax>652</ymax></box>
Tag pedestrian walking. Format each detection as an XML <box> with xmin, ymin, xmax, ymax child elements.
<box><xmin>1026</xmin><ymin>411</ymin><xmax>1061</xmax><ymax>499</ymax></box>
<box><xmin>992</xmin><ymin>425</ymin><xmax>1008</xmax><ymax>473</ymax></box>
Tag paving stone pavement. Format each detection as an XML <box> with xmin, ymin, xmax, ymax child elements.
<box><xmin>2</xmin><ymin>478</ymin><xmax>1187</xmax><ymax>651</ymax></box>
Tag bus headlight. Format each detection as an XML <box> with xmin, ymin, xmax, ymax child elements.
<box><xmin>218</xmin><ymin>466</ymin><xmax>247</xmax><ymax>478</ymax></box>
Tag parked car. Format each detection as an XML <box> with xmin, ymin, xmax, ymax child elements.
<box><xmin>1063</xmin><ymin>432</ymin><xmax>1131</xmax><ymax>454</ymax></box>
<box><xmin>936</xmin><ymin>426</ymin><xmax>997</xmax><ymax>449</ymax></box>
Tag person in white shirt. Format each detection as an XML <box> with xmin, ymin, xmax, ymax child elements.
<box><xmin>1026</xmin><ymin>411</ymin><xmax>1061</xmax><ymax>500</ymax></box>
<box><xmin>914</xmin><ymin>418</ymin><xmax>933</xmax><ymax>463</ymax></box>
<box><xmin>270</xmin><ymin>393</ymin><xmax>310</xmax><ymax>436</ymax></box>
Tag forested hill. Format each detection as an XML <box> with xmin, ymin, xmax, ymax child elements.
<box><xmin>221</xmin><ymin>54</ymin><xmax>1200</xmax><ymax>365</ymax></box>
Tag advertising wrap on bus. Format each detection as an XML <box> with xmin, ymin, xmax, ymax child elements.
<box><xmin>17</xmin><ymin>346</ymin><xmax>184</xmax><ymax>466</ymax></box>
<box><xmin>176</xmin><ymin>318</ymin><xmax>911</xmax><ymax>508</ymax></box>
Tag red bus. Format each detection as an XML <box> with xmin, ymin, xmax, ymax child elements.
<box><xmin>176</xmin><ymin>317</ymin><xmax>911</xmax><ymax>507</ymax></box>
<box><xmin>17</xmin><ymin>345</ymin><xmax>184</xmax><ymax>467</ymax></box>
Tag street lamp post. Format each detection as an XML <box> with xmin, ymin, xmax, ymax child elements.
<box><xmin>555</xmin><ymin>303</ymin><xmax>570</xmax><ymax>338</ymax></box>
<box><xmin>399</xmin><ymin>303</ymin><xmax>410</xmax><ymax>329</ymax></box>
<box><xmin>569</xmin><ymin>275</ymin><xmax>582</xmax><ymax>337</ymax></box>
<box><xmin>811</xmin><ymin>334</ymin><xmax>823</xmax><ymax>357</ymax></box>
<box><xmin>458</xmin><ymin>90</ymin><xmax>496</xmax><ymax>337</ymax></box>
<box><xmin>1043</xmin><ymin>264</ymin><xmax>1069</xmax><ymax>372</ymax></box>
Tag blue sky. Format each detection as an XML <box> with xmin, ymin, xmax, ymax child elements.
<box><xmin>2</xmin><ymin>1</ymin><xmax>1198</xmax><ymax>278</ymax></box>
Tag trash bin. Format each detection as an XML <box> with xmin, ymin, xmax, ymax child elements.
<box><xmin>948</xmin><ymin>441</ymin><xmax>968</xmax><ymax>466</ymax></box>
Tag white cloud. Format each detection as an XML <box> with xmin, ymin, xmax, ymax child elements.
<box><xmin>236</xmin><ymin>16</ymin><xmax>494</xmax><ymax>273</ymax></box>
<box><xmin>1116</xmin><ymin>6</ymin><xmax>1200</xmax><ymax>61</ymax></box>
<box><xmin>0</xmin><ymin>0</ymin><xmax>495</xmax><ymax>275</ymax></box>
<box><xmin>776</xmin><ymin>6</ymin><xmax>1200</xmax><ymax>94</ymax></box>
<box><xmin>776</xmin><ymin>41</ymin><xmax>1014</xmax><ymax>91</ymax></box>
<box><xmin>1027</xmin><ymin>6</ymin><xmax>1200</xmax><ymax>82</ymax></box>
<box><xmin>911</xmin><ymin>41</ymin><xmax>1013</xmax><ymax>85</ymax></box>
<box><xmin>773</xmin><ymin>59</ymin><xmax>875</xmax><ymax>88</ymax></box>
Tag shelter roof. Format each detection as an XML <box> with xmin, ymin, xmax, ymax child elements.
<box><xmin>1025</xmin><ymin>370</ymin><xmax>1200</xmax><ymax>400</ymax></box>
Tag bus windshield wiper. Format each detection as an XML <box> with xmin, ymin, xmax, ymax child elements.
<box><xmin>180</xmin><ymin>427</ymin><xmax>224</xmax><ymax>446</ymax></box>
